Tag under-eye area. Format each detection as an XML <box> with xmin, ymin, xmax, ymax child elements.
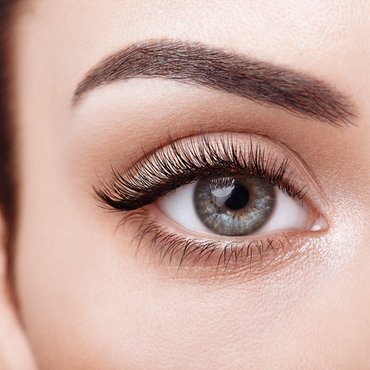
<box><xmin>93</xmin><ymin>132</ymin><xmax>327</xmax><ymax>278</ymax></box>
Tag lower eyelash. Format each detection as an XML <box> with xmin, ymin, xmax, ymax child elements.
<box><xmin>119</xmin><ymin>208</ymin><xmax>303</xmax><ymax>279</ymax></box>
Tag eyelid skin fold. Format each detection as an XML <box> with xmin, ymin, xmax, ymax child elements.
<box><xmin>93</xmin><ymin>132</ymin><xmax>328</xmax><ymax>280</ymax></box>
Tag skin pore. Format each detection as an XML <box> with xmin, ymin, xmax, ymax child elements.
<box><xmin>1</xmin><ymin>0</ymin><xmax>370</xmax><ymax>369</ymax></box>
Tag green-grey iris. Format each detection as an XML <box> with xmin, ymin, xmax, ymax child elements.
<box><xmin>194</xmin><ymin>176</ymin><xmax>276</xmax><ymax>236</ymax></box>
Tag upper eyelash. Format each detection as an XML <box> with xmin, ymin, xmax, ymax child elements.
<box><xmin>94</xmin><ymin>134</ymin><xmax>306</xmax><ymax>211</ymax></box>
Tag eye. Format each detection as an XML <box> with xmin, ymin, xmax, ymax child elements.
<box><xmin>158</xmin><ymin>175</ymin><xmax>308</xmax><ymax>237</ymax></box>
<box><xmin>94</xmin><ymin>133</ymin><xmax>325</xmax><ymax>276</ymax></box>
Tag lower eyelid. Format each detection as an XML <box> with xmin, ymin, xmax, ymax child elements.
<box><xmin>118</xmin><ymin>206</ymin><xmax>326</xmax><ymax>280</ymax></box>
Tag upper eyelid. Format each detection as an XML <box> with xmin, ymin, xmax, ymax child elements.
<box><xmin>94</xmin><ymin>133</ymin><xmax>325</xmax><ymax>213</ymax></box>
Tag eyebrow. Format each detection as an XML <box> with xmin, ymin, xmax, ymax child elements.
<box><xmin>74</xmin><ymin>40</ymin><xmax>356</xmax><ymax>126</ymax></box>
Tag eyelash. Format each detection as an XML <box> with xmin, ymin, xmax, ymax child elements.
<box><xmin>95</xmin><ymin>134</ymin><xmax>306</xmax><ymax>212</ymax></box>
<box><xmin>118</xmin><ymin>208</ymin><xmax>300</xmax><ymax>278</ymax></box>
<box><xmin>93</xmin><ymin>133</ymin><xmax>318</xmax><ymax>277</ymax></box>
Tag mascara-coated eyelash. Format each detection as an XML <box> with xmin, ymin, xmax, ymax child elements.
<box><xmin>95</xmin><ymin>134</ymin><xmax>307</xmax><ymax>212</ymax></box>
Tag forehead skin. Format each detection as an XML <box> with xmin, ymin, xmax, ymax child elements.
<box><xmin>13</xmin><ymin>1</ymin><xmax>370</xmax><ymax>369</ymax></box>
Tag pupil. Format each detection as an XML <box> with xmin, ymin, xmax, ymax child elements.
<box><xmin>224</xmin><ymin>183</ymin><xmax>249</xmax><ymax>210</ymax></box>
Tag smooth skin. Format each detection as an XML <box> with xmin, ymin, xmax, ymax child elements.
<box><xmin>1</xmin><ymin>1</ymin><xmax>370</xmax><ymax>369</ymax></box>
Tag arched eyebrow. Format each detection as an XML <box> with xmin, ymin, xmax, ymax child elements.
<box><xmin>73</xmin><ymin>40</ymin><xmax>357</xmax><ymax>126</ymax></box>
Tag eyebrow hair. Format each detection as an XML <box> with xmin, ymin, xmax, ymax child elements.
<box><xmin>74</xmin><ymin>40</ymin><xmax>357</xmax><ymax>126</ymax></box>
